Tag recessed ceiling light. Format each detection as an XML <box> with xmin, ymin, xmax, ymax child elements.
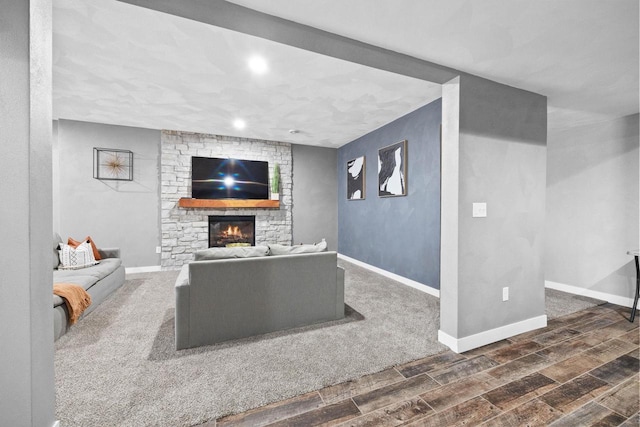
<box><xmin>288</xmin><ymin>129</ymin><xmax>299</xmax><ymax>134</ymax></box>
<box><xmin>248</xmin><ymin>55</ymin><xmax>268</xmax><ymax>75</ymax></box>
<box><xmin>233</xmin><ymin>119</ymin><xmax>246</xmax><ymax>130</ymax></box>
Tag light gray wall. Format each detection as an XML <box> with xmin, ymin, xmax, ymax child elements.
<box><xmin>56</xmin><ymin>120</ymin><xmax>161</xmax><ymax>268</ymax></box>
<box><xmin>52</xmin><ymin>120</ymin><xmax>60</xmax><ymax>232</ymax></box>
<box><xmin>441</xmin><ymin>75</ymin><xmax>547</xmax><ymax>339</ymax></box>
<box><xmin>546</xmin><ymin>114</ymin><xmax>639</xmax><ymax>299</ymax></box>
<box><xmin>292</xmin><ymin>144</ymin><xmax>338</xmax><ymax>250</ymax></box>
<box><xmin>0</xmin><ymin>0</ymin><xmax>56</xmax><ymax>425</ymax></box>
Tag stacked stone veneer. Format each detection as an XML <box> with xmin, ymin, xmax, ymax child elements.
<box><xmin>161</xmin><ymin>130</ymin><xmax>292</xmax><ymax>269</ymax></box>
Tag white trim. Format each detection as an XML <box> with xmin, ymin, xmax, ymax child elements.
<box><xmin>545</xmin><ymin>280</ymin><xmax>634</xmax><ymax>308</ymax></box>
<box><xmin>125</xmin><ymin>265</ymin><xmax>162</xmax><ymax>274</ymax></box>
<box><xmin>337</xmin><ymin>253</ymin><xmax>440</xmax><ymax>298</ymax></box>
<box><xmin>437</xmin><ymin>329</ymin><xmax>460</xmax><ymax>353</ymax></box>
<box><xmin>438</xmin><ymin>315</ymin><xmax>548</xmax><ymax>353</ymax></box>
<box><xmin>52</xmin><ymin>421</ymin><xmax>60</xmax><ymax>427</ymax></box>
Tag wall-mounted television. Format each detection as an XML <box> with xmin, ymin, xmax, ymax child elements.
<box><xmin>191</xmin><ymin>156</ymin><xmax>270</xmax><ymax>200</ymax></box>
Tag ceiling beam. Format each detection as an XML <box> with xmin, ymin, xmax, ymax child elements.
<box><xmin>116</xmin><ymin>0</ymin><xmax>459</xmax><ymax>84</ymax></box>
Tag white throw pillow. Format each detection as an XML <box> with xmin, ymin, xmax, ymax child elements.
<box><xmin>194</xmin><ymin>245</ymin><xmax>270</xmax><ymax>261</ymax></box>
<box><xmin>269</xmin><ymin>239</ymin><xmax>328</xmax><ymax>256</ymax></box>
<box><xmin>58</xmin><ymin>241</ymin><xmax>99</xmax><ymax>270</ymax></box>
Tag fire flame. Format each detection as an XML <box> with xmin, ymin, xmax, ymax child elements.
<box><xmin>224</xmin><ymin>225</ymin><xmax>243</xmax><ymax>237</ymax></box>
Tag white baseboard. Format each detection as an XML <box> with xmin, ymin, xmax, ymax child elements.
<box><xmin>438</xmin><ymin>315</ymin><xmax>548</xmax><ymax>354</ymax></box>
<box><xmin>545</xmin><ymin>280</ymin><xmax>635</xmax><ymax>308</ymax></box>
<box><xmin>125</xmin><ymin>265</ymin><xmax>162</xmax><ymax>274</ymax></box>
<box><xmin>52</xmin><ymin>421</ymin><xmax>60</xmax><ymax>427</ymax></box>
<box><xmin>337</xmin><ymin>253</ymin><xmax>440</xmax><ymax>298</ymax></box>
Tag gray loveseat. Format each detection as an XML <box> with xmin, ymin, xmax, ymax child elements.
<box><xmin>175</xmin><ymin>250</ymin><xmax>345</xmax><ymax>350</ymax></box>
<box><xmin>53</xmin><ymin>233</ymin><xmax>126</xmax><ymax>340</ymax></box>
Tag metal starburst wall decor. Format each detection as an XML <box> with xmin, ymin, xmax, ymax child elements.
<box><xmin>93</xmin><ymin>148</ymin><xmax>134</xmax><ymax>181</ymax></box>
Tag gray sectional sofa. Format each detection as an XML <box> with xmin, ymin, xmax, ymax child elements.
<box><xmin>53</xmin><ymin>233</ymin><xmax>126</xmax><ymax>340</ymax></box>
<box><xmin>175</xmin><ymin>250</ymin><xmax>345</xmax><ymax>350</ymax></box>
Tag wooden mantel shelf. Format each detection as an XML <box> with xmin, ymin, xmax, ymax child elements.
<box><xmin>178</xmin><ymin>198</ymin><xmax>280</xmax><ymax>209</ymax></box>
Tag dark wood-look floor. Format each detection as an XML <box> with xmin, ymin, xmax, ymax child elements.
<box><xmin>201</xmin><ymin>303</ymin><xmax>639</xmax><ymax>427</ymax></box>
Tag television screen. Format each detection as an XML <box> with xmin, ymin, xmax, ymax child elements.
<box><xmin>191</xmin><ymin>157</ymin><xmax>269</xmax><ymax>200</ymax></box>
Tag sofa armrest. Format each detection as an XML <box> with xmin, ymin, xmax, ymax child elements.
<box><xmin>175</xmin><ymin>264</ymin><xmax>190</xmax><ymax>350</ymax></box>
<box><xmin>98</xmin><ymin>247</ymin><xmax>120</xmax><ymax>259</ymax></box>
<box><xmin>336</xmin><ymin>266</ymin><xmax>345</xmax><ymax>319</ymax></box>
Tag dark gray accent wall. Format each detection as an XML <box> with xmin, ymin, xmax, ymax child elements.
<box><xmin>0</xmin><ymin>0</ymin><xmax>56</xmax><ymax>425</ymax></box>
<box><xmin>292</xmin><ymin>145</ymin><xmax>338</xmax><ymax>250</ymax></box>
<box><xmin>338</xmin><ymin>100</ymin><xmax>442</xmax><ymax>289</ymax></box>
<box><xmin>56</xmin><ymin>120</ymin><xmax>161</xmax><ymax>268</ymax></box>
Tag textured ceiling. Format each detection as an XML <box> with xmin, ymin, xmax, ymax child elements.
<box><xmin>54</xmin><ymin>0</ymin><xmax>638</xmax><ymax>145</ymax></box>
<box><xmin>228</xmin><ymin>0</ymin><xmax>639</xmax><ymax>131</ymax></box>
<box><xmin>52</xmin><ymin>0</ymin><xmax>442</xmax><ymax>148</ymax></box>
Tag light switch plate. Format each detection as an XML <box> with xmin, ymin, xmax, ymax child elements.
<box><xmin>155</xmin><ymin>246</ymin><xmax>161</xmax><ymax>254</ymax></box>
<box><xmin>473</xmin><ymin>202</ymin><xmax>487</xmax><ymax>218</ymax></box>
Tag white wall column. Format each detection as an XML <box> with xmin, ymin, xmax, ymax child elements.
<box><xmin>440</xmin><ymin>74</ymin><xmax>548</xmax><ymax>352</ymax></box>
<box><xmin>0</xmin><ymin>0</ymin><xmax>56</xmax><ymax>425</ymax></box>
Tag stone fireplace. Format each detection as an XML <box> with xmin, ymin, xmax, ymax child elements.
<box><xmin>209</xmin><ymin>215</ymin><xmax>255</xmax><ymax>247</ymax></box>
<box><xmin>160</xmin><ymin>130</ymin><xmax>292</xmax><ymax>269</ymax></box>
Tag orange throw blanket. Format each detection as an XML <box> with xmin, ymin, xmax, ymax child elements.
<box><xmin>53</xmin><ymin>283</ymin><xmax>92</xmax><ymax>325</ymax></box>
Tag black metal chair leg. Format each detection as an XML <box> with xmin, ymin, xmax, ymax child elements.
<box><xmin>630</xmin><ymin>256</ymin><xmax>639</xmax><ymax>323</ymax></box>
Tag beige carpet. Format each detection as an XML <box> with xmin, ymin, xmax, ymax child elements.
<box><xmin>545</xmin><ymin>287</ymin><xmax>605</xmax><ymax>319</ymax></box>
<box><xmin>55</xmin><ymin>261</ymin><xmax>445</xmax><ymax>427</ymax></box>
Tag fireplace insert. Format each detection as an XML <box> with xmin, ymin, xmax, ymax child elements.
<box><xmin>208</xmin><ymin>215</ymin><xmax>255</xmax><ymax>247</ymax></box>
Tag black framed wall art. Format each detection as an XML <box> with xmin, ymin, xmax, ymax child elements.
<box><xmin>378</xmin><ymin>140</ymin><xmax>407</xmax><ymax>197</ymax></box>
<box><xmin>346</xmin><ymin>156</ymin><xmax>365</xmax><ymax>200</ymax></box>
<box><xmin>93</xmin><ymin>147</ymin><xmax>134</xmax><ymax>181</ymax></box>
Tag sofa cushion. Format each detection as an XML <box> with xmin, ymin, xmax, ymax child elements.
<box><xmin>98</xmin><ymin>248</ymin><xmax>120</xmax><ymax>259</ymax></box>
<box><xmin>52</xmin><ymin>274</ymin><xmax>99</xmax><ymax>292</ymax></box>
<box><xmin>58</xmin><ymin>241</ymin><xmax>99</xmax><ymax>270</ymax></box>
<box><xmin>54</xmin><ymin>258</ymin><xmax>123</xmax><ymax>288</ymax></box>
<box><xmin>175</xmin><ymin>264</ymin><xmax>189</xmax><ymax>288</ymax></box>
<box><xmin>269</xmin><ymin>239</ymin><xmax>328</xmax><ymax>256</ymax></box>
<box><xmin>194</xmin><ymin>245</ymin><xmax>270</xmax><ymax>261</ymax></box>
